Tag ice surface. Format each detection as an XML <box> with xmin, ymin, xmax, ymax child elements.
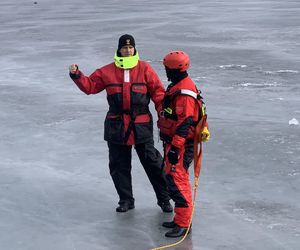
<box><xmin>0</xmin><ymin>0</ymin><xmax>299</xmax><ymax>249</ymax></box>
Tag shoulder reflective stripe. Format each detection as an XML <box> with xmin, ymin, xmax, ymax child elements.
<box><xmin>124</xmin><ymin>70</ymin><xmax>130</xmax><ymax>82</ymax></box>
<box><xmin>201</xmin><ymin>103</ymin><xmax>206</xmax><ymax>116</ymax></box>
<box><xmin>180</xmin><ymin>89</ymin><xmax>198</xmax><ymax>99</ymax></box>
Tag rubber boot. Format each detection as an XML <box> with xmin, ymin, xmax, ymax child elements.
<box><xmin>116</xmin><ymin>202</ymin><xmax>135</xmax><ymax>212</ymax></box>
<box><xmin>165</xmin><ymin>225</ymin><xmax>191</xmax><ymax>238</ymax></box>
<box><xmin>162</xmin><ymin>221</ymin><xmax>177</xmax><ymax>228</ymax></box>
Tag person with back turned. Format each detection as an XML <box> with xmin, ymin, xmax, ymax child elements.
<box><xmin>158</xmin><ymin>51</ymin><xmax>210</xmax><ymax>237</ymax></box>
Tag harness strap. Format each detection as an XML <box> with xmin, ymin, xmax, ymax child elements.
<box><xmin>161</xmin><ymin>89</ymin><xmax>202</xmax><ymax>122</ymax></box>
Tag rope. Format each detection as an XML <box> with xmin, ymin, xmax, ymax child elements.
<box><xmin>150</xmin><ymin>178</ymin><xmax>199</xmax><ymax>250</ymax></box>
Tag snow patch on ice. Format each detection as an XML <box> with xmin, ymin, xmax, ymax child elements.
<box><xmin>267</xmin><ymin>223</ymin><xmax>285</xmax><ymax>229</ymax></box>
<box><xmin>288</xmin><ymin>118</ymin><xmax>299</xmax><ymax>125</ymax></box>
<box><xmin>244</xmin><ymin>217</ymin><xmax>256</xmax><ymax>223</ymax></box>
<box><xmin>194</xmin><ymin>76</ymin><xmax>207</xmax><ymax>80</ymax></box>
<box><xmin>264</xmin><ymin>69</ymin><xmax>299</xmax><ymax>75</ymax></box>
<box><xmin>233</xmin><ymin>208</ymin><xmax>256</xmax><ymax>223</ymax></box>
<box><xmin>236</xmin><ymin>82</ymin><xmax>281</xmax><ymax>88</ymax></box>
<box><xmin>193</xmin><ymin>76</ymin><xmax>207</xmax><ymax>83</ymax></box>
<box><xmin>268</xmin><ymin>97</ymin><xmax>284</xmax><ymax>101</ymax></box>
<box><xmin>219</xmin><ymin>64</ymin><xmax>247</xmax><ymax>69</ymax></box>
<box><xmin>288</xmin><ymin>170</ymin><xmax>300</xmax><ymax>177</ymax></box>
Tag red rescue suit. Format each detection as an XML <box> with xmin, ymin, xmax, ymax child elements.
<box><xmin>71</xmin><ymin>61</ymin><xmax>165</xmax><ymax>145</ymax></box>
<box><xmin>158</xmin><ymin>76</ymin><xmax>206</xmax><ymax>227</ymax></box>
<box><xmin>70</xmin><ymin>60</ymin><xmax>170</xmax><ymax>206</ymax></box>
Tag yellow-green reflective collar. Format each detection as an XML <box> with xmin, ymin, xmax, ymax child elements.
<box><xmin>114</xmin><ymin>50</ymin><xmax>139</xmax><ymax>69</ymax></box>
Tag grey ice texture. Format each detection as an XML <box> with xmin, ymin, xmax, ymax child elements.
<box><xmin>0</xmin><ymin>0</ymin><xmax>299</xmax><ymax>249</ymax></box>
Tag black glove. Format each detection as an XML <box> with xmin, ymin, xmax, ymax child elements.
<box><xmin>167</xmin><ymin>146</ymin><xmax>179</xmax><ymax>165</ymax></box>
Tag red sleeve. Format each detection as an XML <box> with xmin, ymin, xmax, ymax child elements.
<box><xmin>144</xmin><ymin>63</ymin><xmax>165</xmax><ymax>113</ymax></box>
<box><xmin>72</xmin><ymin>69</ymin><xmax>105</xmax><ymax>95</ymax></box>
<box><xmin>171</xmin><ymin>95</ymin><xmax>197</xmax><ymax>148</ymax></box>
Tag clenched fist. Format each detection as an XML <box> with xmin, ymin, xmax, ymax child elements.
<box><xmin>69</xmin><ymin>64</ymin><xmax>78</xmax><ymax>74</ymax></box>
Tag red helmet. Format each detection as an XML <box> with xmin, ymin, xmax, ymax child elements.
<box><xmin>163</xmin><ymin>51</ymin><xmax>190</xmax><ymax>72</ymax></box>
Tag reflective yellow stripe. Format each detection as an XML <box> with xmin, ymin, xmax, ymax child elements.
<box><xmin>201</xmin><ymin>103</ymin><xmax>206</xmax><ymax>116</ymax></box>
<box><xmin>164</xmin><ymin>107</ymin><xmax>173</xmax><ymax>114</ymax></box>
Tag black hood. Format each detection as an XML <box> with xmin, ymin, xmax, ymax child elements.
<box><xmin>165</xmin><ymin>67</ymin><xmax>188</xmax><ymax>84</ymax></box>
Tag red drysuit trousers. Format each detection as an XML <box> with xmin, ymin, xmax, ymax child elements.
<box><xmin>164</xmin><ymin>143</ymin><xmax>194</xmax><ymax>227</ymax></box>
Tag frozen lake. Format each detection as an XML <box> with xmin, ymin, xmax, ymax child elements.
<box><xmin>0</xmin><ymin>0</ymin><xmax>299</xmax><ymax>249</ymax></box>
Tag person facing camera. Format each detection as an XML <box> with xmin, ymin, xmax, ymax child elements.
<box><xmin>69</xmin><ymin>34</ymin><xmax>172</xmax><ymax>213</ymax></box>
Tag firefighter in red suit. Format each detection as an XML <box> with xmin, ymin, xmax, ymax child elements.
<box><xmin>68</xmin><ymin>34</ymin><xmax>172</xmax><ymax>213</ymax></box>
<box><xmin>158</xmin><ymin>51</ymin><xmax>210</xmax><ymax>237</ymax></box>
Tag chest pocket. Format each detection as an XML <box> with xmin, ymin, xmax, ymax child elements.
<box><xmin>131</xmin><ymin>83</ymin><xmax>149</xmax><ymax>106</ymax></box>
<box><xmin>131</xmin><ymin>83</ymin><xmax>147</xmax><ymax>94</ymax></box>
<box><xmin>106</xmin><ymin>84</ymin><xmax>122</xmax><ymax>96</ymax></box>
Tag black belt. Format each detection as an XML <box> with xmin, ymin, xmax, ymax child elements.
<box><xmin>109</xmin><ymin>107</ymin><xmax>150</xmax><ymax>116</ymax></box>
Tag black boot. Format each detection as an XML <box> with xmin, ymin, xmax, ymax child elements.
<box><xmin>165</xmin><ymin>225</ymin><xmax>191</xmax><ymax>238</ymax></box>
<box><xmin>158</xmin><ymin>200</ymin><xmax>173</xmax><ymax>213</ymax></box>
<box><xmin>162</xmin><ymin>221</ymin><xmax>176</xmax><ymax>228</ymax></box>
<box><xmin>116</xmin><ymin>202</ymin><xmax>135</xmax><ymax>212</ymax></box>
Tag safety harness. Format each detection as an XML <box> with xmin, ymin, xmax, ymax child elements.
<box><xmin>159</xmin><ymin>88</ymin><xmax>206</xmax><ymax>144</ymax></box>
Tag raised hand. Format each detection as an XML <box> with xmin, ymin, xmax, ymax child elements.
<box><xmin>69</xmin><ymin>64</ymin><xmax>78</xmax><ymax>74</ymax></box>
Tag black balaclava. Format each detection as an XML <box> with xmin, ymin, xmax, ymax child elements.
<box><xmin>165</xmin><ymin>67</ymin><xmax>188</xmax><ymax>84</ymax></box>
